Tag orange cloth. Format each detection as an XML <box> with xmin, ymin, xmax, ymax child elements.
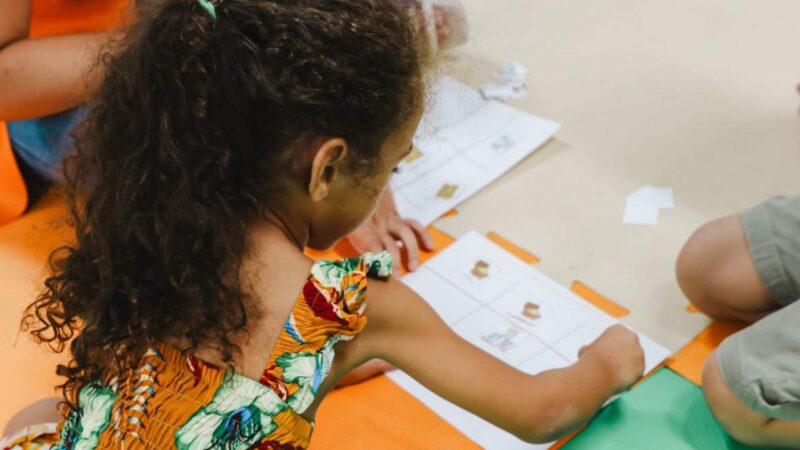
<box><xmin>0</xmin><ymin>0</ymin><xmax>129</xmax><ymax>226</ymax></box>
<box><xmin>29</xmin><ymin>0</ymin><xmax>130</xmax><ymax>38</ymax></box>
<box><xmin>0</xmin><ymin>126</ymin><xmax>28</xmax><ymax>225</ymax></box>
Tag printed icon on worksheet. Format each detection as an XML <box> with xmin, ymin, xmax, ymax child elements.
<box><xmin>490</xmin><ymin>133</ymin><xmax>515</xmax><ymax>151</ymax></box>
<box><xmin>480</xmin><ymin>326</ymin><xmax>524</xmax><ymax>353</ymax></box>
<box><xmin>508</xmin><ymin>301</ymin><xmax>547</xmax><ymax>328</ymax></box>
<box><xmin>403</xmin><ymin>146</ymin><xmax>424</xmax><ymax>164</ymax></box>
<box><xmin>522</xmin><ymin>302</ymin><xmax>541</xmax><ymax>320</ymax></box>
<box><xmin>470</xmin><ymin>260</ymin><xmax>490</xmax><ymax>279</ymax></box>
<box><xmin>436</xmin><ymin>183</ymin><xmax>459</xmax><ymax>199</ymax></box>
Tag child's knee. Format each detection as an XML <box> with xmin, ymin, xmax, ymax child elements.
<box><xmin>677</xmin><ymin>215</ymin><xmax>772</xmax><ymax>321</ymax></box>
<box><xmin>676</xmin><ymin>218</ymin><xmax>734</xmax><ymax>306</ymax></box>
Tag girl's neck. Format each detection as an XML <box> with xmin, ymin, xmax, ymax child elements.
<box><xmin>254</xmin><ymin>206</ymin><xmax>311</xmax><ymax>252</ymax></box>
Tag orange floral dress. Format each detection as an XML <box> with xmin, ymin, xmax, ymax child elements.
<box><xmin>1</xmin><ymin>253</ymin><xmax>391</xmax><ymax>450</ymax></box>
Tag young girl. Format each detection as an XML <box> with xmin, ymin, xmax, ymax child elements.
<box><xmin>7</xmin><ymin>0</ymin><xmax>644</xmax><ymax>448</ymax></box>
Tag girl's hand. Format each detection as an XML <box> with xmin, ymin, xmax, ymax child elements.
<box><xmin>578</xmin><ymin>325</ymin><xmax>645</xmax><ymax>394</ymax></box>
<box><xmin>347</xmin><ymin>188</ymin><xmax>434</xmax><ymax>271</ymax></box>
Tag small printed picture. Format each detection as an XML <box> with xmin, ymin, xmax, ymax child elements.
<box><xmin>436</xmin><ymin>183</ymin><xmax>459</xmax><ymax>199</ymax></box>
<box><xmin>481</xmin><ymin>326</ymin><xmax>523</xmax><ymax>353</ymax></box>
<box><xmin>403</xmin><ymin>146</ymin><xmax>424</xmax><ymax>164</ymax></box>
<box><xmin>521</xmin><ymin>302</ymin><xmax>541</xmax><ymax>320</ymax></box>
<box><xmin>490</xmin><ymin>134</ymin><xmax>515</xmax><ymax>150</ymax></box>
<box><xmin>508</xmin><ymin>301</ymin><xmax>548</xmax><ymax>327</ymax></box>
<box><xmin>471</xmin><ymin>260</ymin><xmax>490</xmax><ymax>279</ymax></box>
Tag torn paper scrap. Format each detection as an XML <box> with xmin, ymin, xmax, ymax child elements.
<box><xmin>622</xmin><ymin>201</ymin><xmax>660</xmax><ymax>225</ymax></box>
<box><xmin>481</xmin><ymin>61</ymin><xmax>528</xmax><ymax>101</ymax></box>
<box><xmin>622</xmin><ymin>185</ymin><xmax>674</xmax><ymax>225</ymax></box>
<box><xmin>480</xmin><ymin>82</ymin><xmax>527</xmax><ymax>102</ymax></box>
<box><xmin>627</xmin><ymin>185</ymin><xmax>674</xmax><ymax>209</ymax></box>
<box><xmin>496</xmin><ymin>61</ymin><xmax>527</xmax><ymax>83</ymax></box>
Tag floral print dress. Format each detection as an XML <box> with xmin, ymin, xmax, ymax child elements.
<box><xmin>2</xmin><ymin>253</ymin><xmax>391</xmax><ymax>450</ymax></box>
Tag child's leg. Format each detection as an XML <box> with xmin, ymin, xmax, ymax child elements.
<box><xmin>677</xmin><ymin>197</ymin><xmax>800</xmax><ymax>322</ymax></box>
<box><xmin>2</xmin><ymin>397</ymin><xmax>61</xmax><ymax>438</ymax></box>
<box><xmin>703</xmin><ymin>301</ymin><xmax>800</xmax><ymax>448</ymax></box>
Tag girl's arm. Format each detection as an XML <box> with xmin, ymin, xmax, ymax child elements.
<box><xmin>0</xmin><ymin>0</ymin><xmax>110</xmax><ymax>121</ymax></box>
<box><xmin>355</xmin><ymin>277</ymin><xmax>645</xmax><ymax>443</ymax></box>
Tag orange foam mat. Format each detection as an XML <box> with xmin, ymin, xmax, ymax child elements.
<box><xmin>30</xmin><ymin>0</ymin><xmax>130</xmax><ymax>38</ymax></box>
<box><xmin>488</xmin><ymin>231</ymin><xmax>540</xmax><ymax>264</ymax></box>
<box><xmin>309</xmin><ymin>376</ymin><xmax>479</xmax><ymax>450</ymax></box>
<box><xmin>667</xmin><ymin>320</ymin><xmax>747</xmax><ymax>386</ymax></box>
<box><xmin>0</xmin><ymin>124</ymin><xmax>29</xmax><ymax>226</ymax></box>
<box><xmin>570</xmin><ymin>281</ymin><xmax>630</xmax><ymax>318</ymax></box>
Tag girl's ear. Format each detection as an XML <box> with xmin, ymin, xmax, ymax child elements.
<box><xmin>308</xmin><ymin>138</ymin><xmax>349</xmax><ymax>202</ymax></box>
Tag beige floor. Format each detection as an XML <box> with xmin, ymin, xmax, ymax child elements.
<box><xmin>436</xmin><ymin>0</ymin><xmax>800</xmax><ymax>351</ymax></box>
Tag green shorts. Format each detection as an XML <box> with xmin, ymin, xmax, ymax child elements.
<box><xmin>717</xmin><ymin>196</ymin><xmax>800</xmax><ymax>421</ymax></box>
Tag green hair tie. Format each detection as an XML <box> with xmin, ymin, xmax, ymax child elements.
<box><xmin>197</xmin><ymin>0</ymin><xmax>217</xmax><ymax>20</ymax></box>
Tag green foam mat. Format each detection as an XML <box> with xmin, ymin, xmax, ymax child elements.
<box><xmin>562</xmin><ymin>368</ymin><xmax>778</xmax><ymax>450</ymax></box>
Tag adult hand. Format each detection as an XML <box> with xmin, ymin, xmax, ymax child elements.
<box><xmin>433</xmin><ymin>5</ymin><xmax>451</xmax><ymax>45</ymax></box>
<box><xmin>347</xmin><ymin>188</ymin><xmax>434</xmax><ymax>271</ymax></box>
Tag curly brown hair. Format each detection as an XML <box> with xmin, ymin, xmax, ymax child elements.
<box><xmin>23</xmin><ymin>0</ymin><xmax>426</xmax><ymax>407</ymax></box>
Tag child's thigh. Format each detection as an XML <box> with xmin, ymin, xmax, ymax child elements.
<box><xmin>714</xmin><ymin>300</ymin><xmax>800</xmax><ymax>423</ymax></box>
<box><xmin>741</xmin><ymin>196</ymin><xmax>800</xmax><ymax>307</ymax></box>
<box><xmin>704</xmin><ymin>301</ymin><xmax>800</xmax><ymax>446</ymax></box>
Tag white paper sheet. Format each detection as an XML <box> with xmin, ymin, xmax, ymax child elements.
<box><xmin>391</xmin><ymin>77</ymin><xmax>561</xmax><ymax>226</ymax></box>
<box><xmin>388</xmin><ymin>231</ymin><xmax>672</xmax><ymax>449</ymax></box>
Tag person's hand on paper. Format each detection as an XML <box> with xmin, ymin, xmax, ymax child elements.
<box><xmin>578</xmin><ymin>325</ymin><xmax>645</xmax><ymax>394</ymax></box>
<box><xmin>348</xmin><ymin>187</ymin><xmax>434</xmax><ymax>271</ymax></box>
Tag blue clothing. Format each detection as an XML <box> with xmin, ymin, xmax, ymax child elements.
<box><xmin>7</xmin><ymin>107</ymin><xmax>86</xmax><ymax>181</ymax></box>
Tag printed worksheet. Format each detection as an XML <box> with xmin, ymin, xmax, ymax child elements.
<box><xmin>388</xmin><ymin>232</ymin><xmax>671</xmax><ymax>449</ymax></box>
<box><xmin>391</xmin><ymin>77</ymin><xmax>561</xmax><ymax>226</ymax></box>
